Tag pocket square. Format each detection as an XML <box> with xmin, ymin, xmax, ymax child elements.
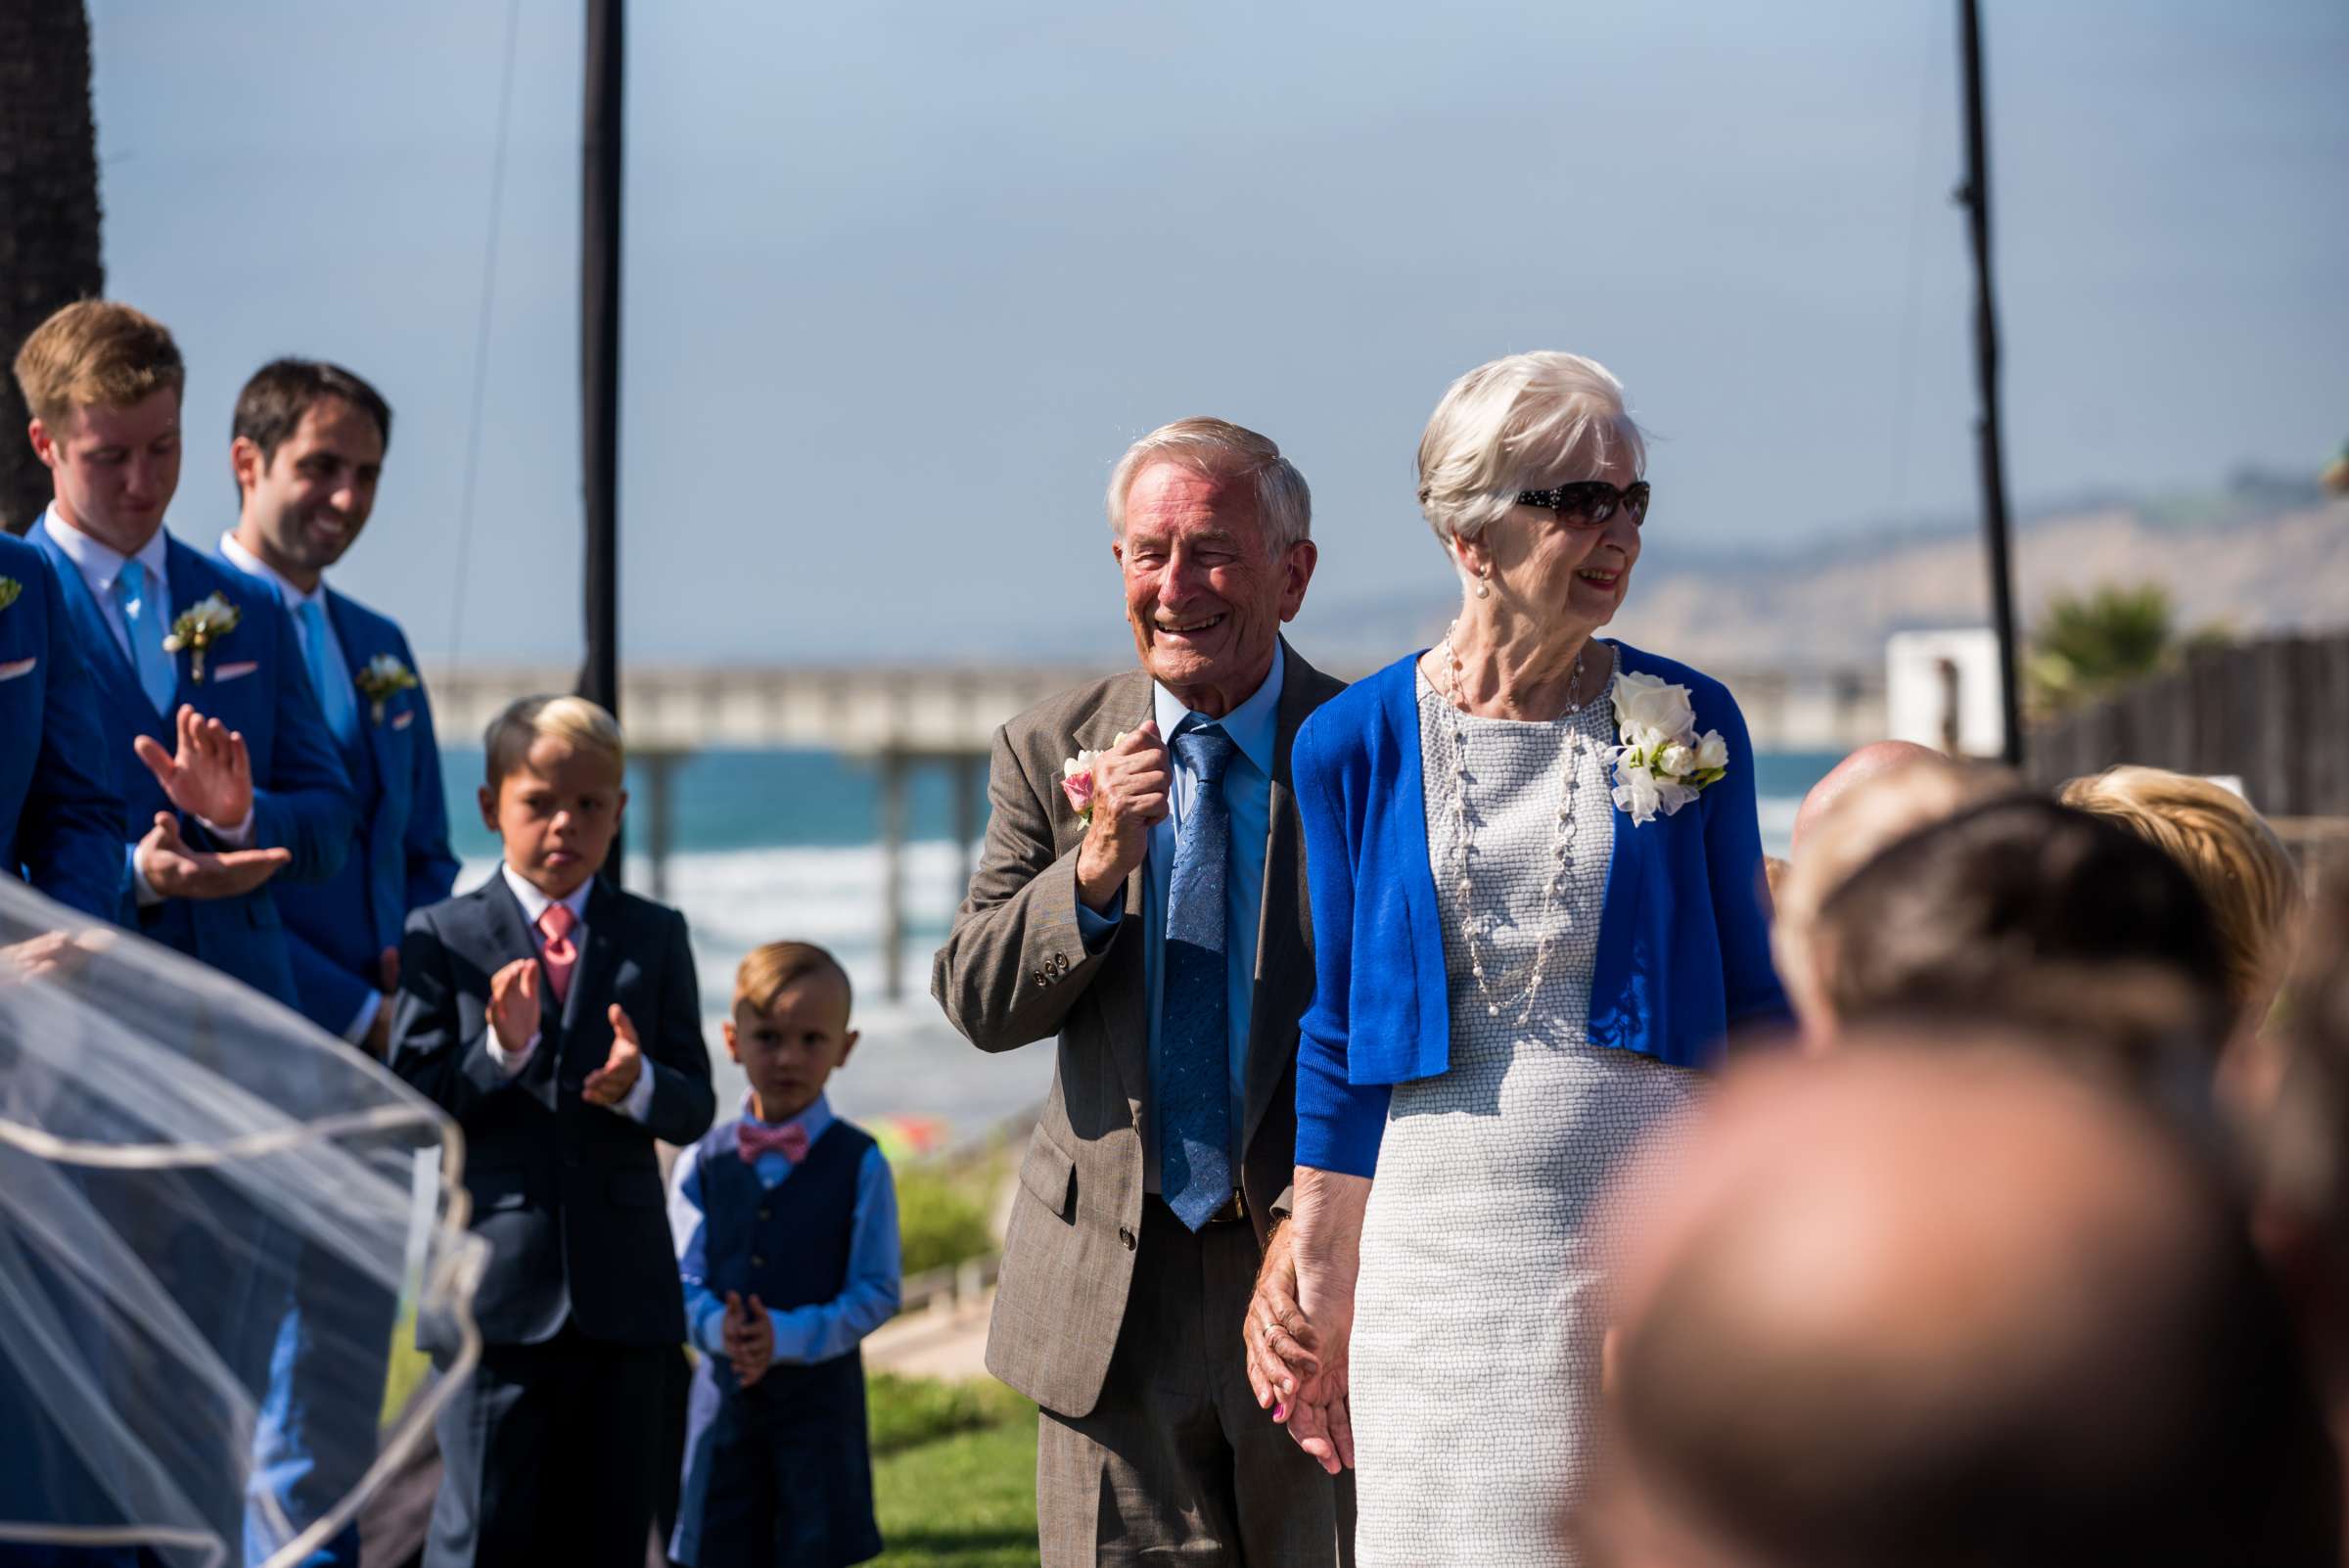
<box><xmin>211</xmin><ymin>661</ymin><xmax>259</xmax><ymax>683</ymax></box>
<box><xmin>0</xmin><ymin>657</ymin><xmax>34</xmax><ymax>682</ymax></box>
<box><xmin>392</xmin><ymin>710</ymin><xmax>416</xmax><ymax>730</ymax></box>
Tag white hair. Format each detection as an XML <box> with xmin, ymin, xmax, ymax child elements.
<box><xmin>1415</xmin><ymin>351</ymin><xmax>1647</xmax><ymax>548</ymax></box>
<box><xmin>1105</xmin><ymin>417</ymin><xmax>1313</xmax><ymax>554</ymax></box>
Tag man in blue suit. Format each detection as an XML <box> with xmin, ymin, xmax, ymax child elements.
<box><xmin>218</xmin><ymin>358</ymin><xmax>459</xmax><ymax>1055</ymax></box>
<box><xmin>217</xmin><ymin>359</ymin><xmax>458</xmax><ymax>1568</ymax></box>
<box><xmin>15</xmin><ymin>300</ymin><xmax>355</xmax><ymax>1565</ymax></box>
<box><xmin>0</xmin><ymin>532</ymin><xmax>121</xmax><ymax>920</ymax></box>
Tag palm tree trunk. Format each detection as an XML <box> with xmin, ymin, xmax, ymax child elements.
<box><xmin>0</xmin><ymin>2</ymin><xmax>105</xmax><ymax>536</ymax></box>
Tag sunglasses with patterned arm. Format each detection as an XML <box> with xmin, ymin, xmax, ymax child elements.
<box><xmin>1515</xmin><ymin>480</ymin><xmax>1650</xmax><ymax>528</ymax></box>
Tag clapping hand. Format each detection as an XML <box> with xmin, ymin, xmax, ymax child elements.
<box><xmin>582</xmin><ymin>1003</ymin><xmax>643</xmax><ymax>1107</ymax></box>
<box><xmin>487</xmin><ymin>957</ymin><xmax>541</xmax><ymax>1054</ymax></box>
<box><xmin>1075</xmin><ymin>721</ymin><xmax>1171</xmax><ymax>911</ymax></box>
<box><xmin>134</xmin><ymin>705</ymin><xmax>255</xmax><ymax>830</ymax></box>
<box><xmin>721</xmin><ymin>1290</ymin><xmax>773</xmax><ymax>1386</ymax></box>
<box><xmin>134</xmin><ymin>811</ymin><xmax>291</xmax><ymax>900</ymax></box>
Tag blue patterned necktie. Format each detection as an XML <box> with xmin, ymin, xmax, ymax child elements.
<box><xmin>113</xmin><ymin>560</ymin><xmax>176</xmax><ymax>716</ymax></box>
<box><xmin>297</xmin><ymin>598</ymin><xmax>359</xmax><ymax>747</ymax></box>
<box><xmin>1162</xmin><ymin>722</ymin><xmax>1237</xmax><ymax>1230</ymax></box>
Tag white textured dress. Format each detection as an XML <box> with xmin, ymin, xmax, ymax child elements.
<box><xmin>1347</xmin><ymin>658</ymin><xmax>1705</xmax><ymax>1567</ymax></box>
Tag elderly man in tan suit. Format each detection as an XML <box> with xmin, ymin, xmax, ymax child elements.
<box><xmin>934</xmin><ymin>418</ymin><xmax>1348</xmax><ymax>1565</ymax></box>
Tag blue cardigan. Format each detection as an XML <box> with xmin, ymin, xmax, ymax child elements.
<box><xmin>1292</xmin><ymin>641</ymin><xmax>1789</xmax><ymax>1176</ymax></box>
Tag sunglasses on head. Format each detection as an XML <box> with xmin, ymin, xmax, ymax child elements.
<box><xmin>1515</xmin><ymin>480</ymin><xmax>1650</xmax><ymax>528</ymax></box>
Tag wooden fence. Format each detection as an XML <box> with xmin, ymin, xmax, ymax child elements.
<box><xmin>2026</xmin><ymin>632</ymin><xmax>2349</xmax><ymax>814</ymax></box>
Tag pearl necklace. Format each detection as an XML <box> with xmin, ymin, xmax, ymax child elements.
<box><xmin>1434</xmin><ymin>623</ymin><xmax>1600</xmax><ymax>1024</ymax></box>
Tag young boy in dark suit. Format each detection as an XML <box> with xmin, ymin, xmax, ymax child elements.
<box><xmin>667</xmin><ymin>942</ymin><xmax>899</xmax><ymax>1568</ymax></box>
<box><xmin>390</xmin><ymin>695</ymin><xmax>715</xmax><ymax>1568</ymax></box>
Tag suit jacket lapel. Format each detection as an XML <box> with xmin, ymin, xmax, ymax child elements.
<box><xmin>560</xmin><ymin>879</ymin><xmax>623</xmax><ymax>1071</ymax></box>
<box><xmin>36</xmin><ymin>529</ymin><xmax>151</xmax><ymax>722</ymax></box>
<box><xmin>163</xmin><ymin>538</ymin><xmax>210</xmax><ymax>710</ymax></box>
<box><xmin>1243</xmin><ymin>641</ymin><xmax>1324</xmax><ymax>1147</ymax></box>
<box><xmin>328</xmin><ymin>590</ymin><xmax>389</xmax><ymax>787</ymax></box>
<box><xmin>1074</xmin><ymin>671</ymin><xmax>1155</xmax><ymax>1114</ymax></box>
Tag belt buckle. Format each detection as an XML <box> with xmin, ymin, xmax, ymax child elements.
<box><xmin>1214</xmin><ymin>1188</ymin><xmax>1249</xmax><ymax>1226</ymax></box>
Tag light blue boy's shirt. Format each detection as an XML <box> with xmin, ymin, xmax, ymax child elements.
<box><xmin>667</xmin><ymin>1091</ymin><xmax>902</xmax><ymax>1365</ymax></box>
<box><xmin>1077</xmin><ymin>642</ymin><xmax>1284</xmax><ymax>1188</ymax></box>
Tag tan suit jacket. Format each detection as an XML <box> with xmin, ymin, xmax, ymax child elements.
<box><xmin>932</xmin><ymin>641</ymin><xmax>1345</xmax><ymax>1416</ymax></box>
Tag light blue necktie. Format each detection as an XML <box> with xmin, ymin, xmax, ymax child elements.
<box><xmin>114</xmin><ymin>560</ymin><xmax>176</xmax><ymax>716</ymax></box>
<box><xmin>1161</xmin><ymin>722</ymin><xmax>1236</xmax><ymax>1231</ymax></box>
<box><xmin>298</xmin><ymin>599</ymin><xmax>359</xmax><ymax>747</ymax></box>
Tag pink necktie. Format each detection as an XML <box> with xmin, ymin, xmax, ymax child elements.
<box><xmin>737</xmin><ymin>1121</ymin><xmax>810</xmax><ymax>1166</ymax></box>
<box><xmin>535</xmin><ymin>903</ymin><xmax>577</xmax><ymax>1005</ymax></box>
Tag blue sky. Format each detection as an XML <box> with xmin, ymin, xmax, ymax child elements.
<box><xmin>87</xmin><ymin>0</ymin><xmax>2348</xmax><ymax>665</ymax></box>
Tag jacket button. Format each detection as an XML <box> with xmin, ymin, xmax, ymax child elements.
<box><xmin>751</xmin><ymin>1254</ymin><xmax>765</xmax><ymax>1268</ymax></box>
<box><xmin>1118</xmin><ymin>1225</ymin><xmax>1135</xmax><ymax>1250</ymax></box>
<box><xmin>756</xmin><ymin>1208</ymin><xmax>770</xmax><ymax>1222</ymax></box>
<box><xmin>1035</xmin><ymin>969</ymin><xmax>1050</xmax><ymax>986</ymax></box>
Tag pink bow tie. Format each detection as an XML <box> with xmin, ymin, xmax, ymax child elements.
<box><xmin>737</xmin><ymin>1120</ymin><xmax>810</xmax><ymax>1166</ymax></box>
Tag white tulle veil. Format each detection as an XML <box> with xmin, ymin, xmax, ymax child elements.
<box><xmin>0</xmin><ymin>875</ymin><xmax>484</xmax><ymax>1567</ymax></box>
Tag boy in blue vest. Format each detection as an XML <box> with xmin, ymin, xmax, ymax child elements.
<box><xmin>667</xmin><ymin>942</ymin><xmax>901</xmax><ymax>1568</ymax></box>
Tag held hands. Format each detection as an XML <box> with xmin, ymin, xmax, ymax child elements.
<box><xmin>134</xmin><ymin>811</ymin><xmax>292</xmax><ymax>900</ymax></box>
<box><xmin>721</xmin><ymin>1290</ymin><xmax>774</xmax><ymax>1385</ymax></box>
<box><xmin>134</xmin><ymin>706</ymin><xmax>255</xmax><ymax>831</ymax></box>
<box><xmin>1075</xmin><ymin>721</ymin><xmax>1171</xmax><ymax>912</ymax></box>
<box><xmin>1245</xmin><ymin>1221</ymin><xmax>1356</xmax><ymax>1474</ymax></box>
<box><xmin>581</xmin><ymin>1003</ymin><xmax>643</xmax><ymax>1107</ymax></box>
<box><xmin>487</xmin><ymin>957</ymin><xmax>542</xmax><ymax>1053</ymax></box>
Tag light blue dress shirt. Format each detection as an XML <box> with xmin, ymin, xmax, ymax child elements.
<box><xmin>1078</xmin><ymin>643</ymin><xmax>1285</xmax><ymax>1185</ymax></box>
<box><xmin>667</xmin><ymin>1092</ymin><xmax>903</xmax><ymax>1364</ymax></box>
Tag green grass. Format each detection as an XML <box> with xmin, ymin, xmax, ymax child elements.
<box><xmin>896</xmin><ymin>1161</ymin><xmax>999</xmax><ymax>1278</ymax></box>
<box><xmin>871</xmin><ymin>1373</ymin><xmax>1039</xmax><ymax>1568</ymax></box>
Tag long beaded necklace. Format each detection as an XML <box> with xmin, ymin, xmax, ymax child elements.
<box><xmin>1433</xmin><ymin>622</ymin><xmax>1602</xmax><ymax>1024</ymax></box>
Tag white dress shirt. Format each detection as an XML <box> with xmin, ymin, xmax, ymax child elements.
<box><xmin>490</xmin><ymin>861</ymin><xmax>657</xmax><ymax>1125</ymax></box>
<box><xmin>42</xmin><ymin>509</ymin><xmax>254</xmax><ymax>903</ymax></box>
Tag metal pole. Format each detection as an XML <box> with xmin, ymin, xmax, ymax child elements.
<box><xmin>1957</xmin><ymin>0</ymin><xmax>2025</xmax><ymax>767</ymax></box>
<box><xmin>581</xmin><ymin>0</ymin><xmax>625</xmax><ymax>877</ymax></box>
<box><xmin>880</xmin><ymin>752</ymin><xmax>907</xmax><ymax>1000</ymax></box>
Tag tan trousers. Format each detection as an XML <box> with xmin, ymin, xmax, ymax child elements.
<box><xmin>1036</xmin><ymin>1199</ymin><xmax>1351</xmax><ymax>1566</ymax></box>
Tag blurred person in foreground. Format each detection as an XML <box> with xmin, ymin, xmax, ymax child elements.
<box><xmin>2061</xmin><ymin>765</ymin><xmax>2302</xmax><ymax>1034</ymax></box>
<box><xmin>389</xmin><ymin>696</ymin><xmax>715</xmax><ymax>1568</ymax></box>
<box><xmin>1584</xmin><ymin>1040</ymin><xmax>2339</xmax><ymax>1568</ymax></box>
<box><xmin>667</xmin><ymin>941</ymin><xmax>899</xmax><ymax>1568</ymax></box>
<box><xmin>217</xmin><ymin>357</ymin><xmax>459</xmax><ymax>1568</ymax></box>
<box><xmin>1275</xmin><ymin>352</ymin><xmax>1785</xmax><ymax>1564</ymax></box>
<box><xmin>2238</xmin><ymin>876</ymin><xmax>2349</xmax><ymax>1510</ymax></box>
<box><xmin>931</xmin><ymin>418</ymin><xmax>1347</xmax><ymax>1565</ymax></box>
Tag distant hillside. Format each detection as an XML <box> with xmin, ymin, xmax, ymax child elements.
<box><xmin>1313</xmin><ymin>477</ymin><xmax>2349</xmax><ymax>674</ymax></box>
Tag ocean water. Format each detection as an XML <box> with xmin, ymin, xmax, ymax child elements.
<box><xmin>439</xmin><ymin>746</ymin><xmax>1840</xmax><ymax>1138</ymax></box>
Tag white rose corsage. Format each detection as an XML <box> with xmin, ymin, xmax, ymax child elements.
<box><xmin>1609</xmin><ymin>670</ymin><xmax>1729</xmax><ymax>826</ymax></box>
<box><xmin>1059</xmin><ymin>733</ymin><xmax>1128</xmax><ymax>823</ymax></box>
<box><xmin>161</xmin><ymin>593</ymin><xmax>242</xmax><ymax>682</ymax></box>
<box><xmin>353</xmin><ymin>653</ymin><xmax>421</xmax><ymax>722</ymax></box>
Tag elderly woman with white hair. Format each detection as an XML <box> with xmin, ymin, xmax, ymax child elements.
<box><xmin>1267</xmin><ymin>352</ymin><xmax>1787</xmax><ymax>1564</ymax></box>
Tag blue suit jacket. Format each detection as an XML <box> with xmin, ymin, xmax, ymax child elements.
<box><xmin>215</xmin><ymin>567</ymin><xmax>462</xmax><ymax>1038</ymax></box>
<box><xmin>0</xmin><ymin>532</ymin><xmax>123</xmax><ymax>919</ymax></box>
<box><xmin>31</xmin><ymin>528</ymin><xmax>357</xmax><ymax>1007</ymax></box>
<box><xmin>1291</xmin><ymin>641</ymin><xmax>1791</xmax><ymax>1176</ymax></box>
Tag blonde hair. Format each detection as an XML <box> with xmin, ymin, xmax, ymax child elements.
<box><xmin>12</xmin><ymin>300</ymin><xmax>185</xmax><ymax>429</ymax></box>
<box><xmin>2060</xmin><ymin>766</ymin><xmax>2300</xmax><ymax>1022</ymax></box>
<box><xmin>1105</xmin><ymin>417</ymin><xmax>1313</xmax><ymax>553</ymax></box>
<box><xmin>1415</xmin><ymin>351</ymin><xmax>1646</xmax><ymax>549</ymax></box>
<box><xmin>734</xmin><ymin>940</ymin><xmax>853</xmax><ymax>1019</ymax></box>
<box><xmin>483</xmin><ymin>695</ymin><xmax>624</xmax><ymax>789</ymax></box>
<box><xmin>1773</xmin><ymin>755</ymin><xmax>2019</xmax><ymax>1034</ymax></box>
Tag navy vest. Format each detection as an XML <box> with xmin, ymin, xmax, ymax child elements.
<box><xmin>678</xmin><ymin>1115</ymin><xmax>882</xmax><ymax>1566</ymax></box>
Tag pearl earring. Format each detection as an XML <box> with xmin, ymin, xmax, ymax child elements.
<box><xmin>1475</xmin><ymin>569</ymin><xmax>1492</xmax><ymax>600</ymax></box>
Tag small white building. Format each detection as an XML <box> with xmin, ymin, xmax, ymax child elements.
<box><xmin>1885</xmin><ymin>628</ymin><xmax>2007</xmax><ymax>758</ymax></box>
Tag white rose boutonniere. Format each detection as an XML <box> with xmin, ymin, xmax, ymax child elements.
<box><xmin>353</xmin><ymin>653</ymin><xmax>421</xmax><ymax>722</ymax></box>
<box><xmin>161</xmin><ymin>593</ymin><xmax>242</xmax><ymax>682</ymax></box>
<box><xmin>1609</xmin><ymin>670</ymin><xmax>1730</xmax><ymax>827</ymax></box>
<box><xmin>1060</xmin><ymin>733</ymin><xmax>1128</xmax><ymax>823</ymax></box>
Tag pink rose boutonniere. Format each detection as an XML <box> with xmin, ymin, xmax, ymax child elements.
<box><xmin>1060</xmin><ymin>734</ymin><xmax>1128</xmax><ymax>823</ymax></box>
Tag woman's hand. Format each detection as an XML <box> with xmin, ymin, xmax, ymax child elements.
<box><xmin>1244</xmin><ymin>1219</ymin><xmax>1321</xmax><ymax>1417</ymax></box>
<box><xmin>1286</xmin><ymin>1166</ymin><xmax>1373</xmax><ymax>1474</ymax></box>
